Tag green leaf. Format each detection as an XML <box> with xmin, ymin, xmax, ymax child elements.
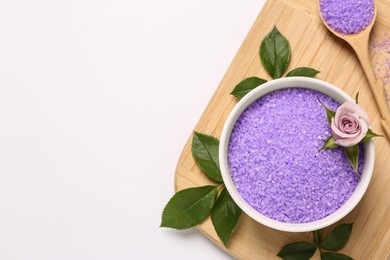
<box><xmin>344</xmin><ymin>145</ymin><xmax>359</xmax><ymax>173</ymax></box>
<box><xmin>192</xmin><ymin>132</ymin><xmax>223</xmax><ymax>182</ymax></box>
<box><xmin>318</xmin><ymin>136</ymin><xmax>338</xmax><ymax>152</ymax></box>
<box><xmin>321</xmin><ymin>223</ymin><xmax>353</xmax><ymax>251</ymax></box>
<box><xmin>231</xmin><ymin>77</ymin><xmax>267</xmax><ymax>99</ymax></box>
<box><xmin>210</xmin><ymin>187</ymin><xmax>242</xmax><ymax>246</ymax></box>
<box><xmin>318</xmin><ymin>98</ymin><xmax>336</xmax><ymax>125</ymax></box>
<box><xmin>277</xmin><ymin>242</ymin><xmax>317</xmax><ymax>260</ymax></box>
<box><xmin>361</xmin><ymin>128</ymin><xmax>384</xmax><ymax>142</ymax></box>
<box><xmin>321</xmin><ymin>252</ymin><xmax>353</xmax><ymax>260</ymax></box>
<box><xmin>161</xmin><ymin>186</ymin><xmax>218</xmax><ymax>229</ymax></box>
<box><xmin>355</xmin><ymin>92</ymin><xmax>359</xmax><ymax>104</ymax></box>
<box><xmin>260</xmin><ymin>26</ymin><xmax>291</xmax><ymax>79</ymax></box>
<box><xmin>286</xmin><ymin>67</ymin><xmax>320</xmax><ymax>78</ymax></box>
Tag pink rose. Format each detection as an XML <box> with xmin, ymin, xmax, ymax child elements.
<box><xmin>331</xmin><ymin>101</ymin><xmax>369</xmax><ymax>147</ymax></box>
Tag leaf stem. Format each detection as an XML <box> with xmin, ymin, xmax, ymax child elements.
<box><xmin>217</xmin><ymin>183</ymin><xmax>225</xmax><ymax>193</ymax></box>
<box><xmin>313</xmin><ymin>230</ymin><xmax>321</xmax><ymax>247</ymax></box>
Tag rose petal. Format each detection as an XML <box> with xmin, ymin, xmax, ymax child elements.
<box><xmin>331</xmin><ymin>117</ymin><xmax>360</xmax><ymax>139</ymax></box>
<box><xmin>357</xmin><ymin>118</ymin><xmax>369</xmax><ymax>140</ymax></box>
<box><xmin>335</xmin><ymin>101</ymin><xmax>370</xmax><ymax>125</ymax></box>
<box><xmin>334</xmin><ymin>119</ymin><xmax>369</xmax><ymax>147</ymax></box>
<box><xmin>340</xmin><ymin>113</ymin><xmax>360</xmax><ymax>134</ymax></box>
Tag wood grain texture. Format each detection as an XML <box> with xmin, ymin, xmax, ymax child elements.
<box><xmin>174</xmin><ymin>0</ymin><xmax>390</xmax><ymax>259</ymax></box>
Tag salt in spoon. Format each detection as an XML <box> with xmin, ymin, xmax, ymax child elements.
<box><xmin>319</xmin><ymin>0</ymin><xmax>390</xmax><ymax>140</ymax></box>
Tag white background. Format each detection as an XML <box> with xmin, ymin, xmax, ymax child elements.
<box><xmin>0</xmin><ymin>0</ymin><xmax>266</xmax><ymax>259</ymax></box>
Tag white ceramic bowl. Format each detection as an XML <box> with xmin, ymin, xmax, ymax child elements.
<box><xmin>219</xmin><ymin>77</ymin><xmax>375</xmax><ymax>232</ymax></box>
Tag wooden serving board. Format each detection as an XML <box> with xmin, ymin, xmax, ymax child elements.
<box><xmin>174</xmin><ymin>0</ymin><xmax>390</xmax><ymax>259</ymax></box>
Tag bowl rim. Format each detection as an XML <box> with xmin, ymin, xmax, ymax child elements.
<box><xmin>219</xmin><ymin>77</ymin><xmax>375</xmax><ymax>232</ymax></box>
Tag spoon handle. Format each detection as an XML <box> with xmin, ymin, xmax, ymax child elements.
<box><xmin>352</xmin><ymin>42</ymin><xmax>390</xmax><ymax>140</ymax></box>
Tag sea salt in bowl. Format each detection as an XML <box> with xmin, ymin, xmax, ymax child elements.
<box><xmin>219</xmin><ymin>77</ymin><xmax>375</xmax><ymax>232</ymax></box>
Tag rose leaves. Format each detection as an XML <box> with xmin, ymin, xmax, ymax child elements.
<box><xmin>278</xmin><ymin>224</ymin><xmax>354</xmax><ymax>260</ymax></box>
<box><xmin>160</xmin><ymin>186</ymin><xmax>218</xmax><ymax>229</ymax></box>
<box><xmin>320</xmin><ymin>252</ymin><xmax>353</xmax><ymax>260</ymax></box>
<box><xmin>286</xmin><ymin>67</ymin><xmax>320</xmax><ymax>78</ymax></box>
<box><xmin>318</xmin><ymin>98</ymin><xmax>336</xmax><ymax>125</ymax></box>
<box><xmin>318</xmin><ymin>136</ymin><xmax>338</xmax><ymax>152</ymax></box>
<box><xmin>210</xmin><ymin>187</ymin><xmax>242</xmax><ymax>246</ymax></box>
<box><xmin>277</xmin><ymin>242</ymin><xmax>317</xmax><ymax>260</ymax></box>
<box><xmin>192</xmin><ymin>132</ymin><xmax>222</xmax><ymax>182</ymax></box>
<box><xmin>230</xmin><ymin>77</ymin><xmax>267</xmax><ymax>100</ymax></box>
<box><xmin>320</xmin><ymin>224</ymin><xmax>353</xmax><ymax>251</ymax></box>
<box><xmin>344</xmin><ymin>145</ymin><xmax>360</xmax><ymax>173</ymax></box>
<box><xmin>361</xmin><ymin>128</ymin><xmax>383</xmax><ymax>142</ymax></box>
<box><xmin>260</xmin><ymin>26</ymin><xmax>291</xmax><ymax>79</ymax></box>
<box><xmin>231</xmin><ymin>26</ymin><xmax>320</xmax><ymax>100</ymax></box>
<box><xmin>161</xmin><ymin>132</ymin><xmax>242</xmax><ymax>247</ymax></box>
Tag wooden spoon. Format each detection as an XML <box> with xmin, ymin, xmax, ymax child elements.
<box><xmin>319</xmin><ymin>1</ymin><xmax>390</xmax><ymax>140</ymax></box>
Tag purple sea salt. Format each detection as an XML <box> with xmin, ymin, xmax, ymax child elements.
<box><xmin>228</xmin><ymin>88</ymin><xmax>364</xmax><ymax>224</ymax></box>
<box><xmin>320</xmin><ymin>0</ymin><xmax>375</xmax><ymax>35</ymax></box>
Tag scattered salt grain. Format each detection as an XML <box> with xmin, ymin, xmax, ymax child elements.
<box><xmin>371</xmin><ymin>33</ymin><xmax>390</xmax><ymax>98</ymax></box>
<box><xmin>320</xmin><ymin>0</ymin><xmax>375</xmax><ymax>35</ymax></box>
<box><xmin>228</xmin><ymin>88</ymin><xmax>363</xmax><ymax>224</ymax></box>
